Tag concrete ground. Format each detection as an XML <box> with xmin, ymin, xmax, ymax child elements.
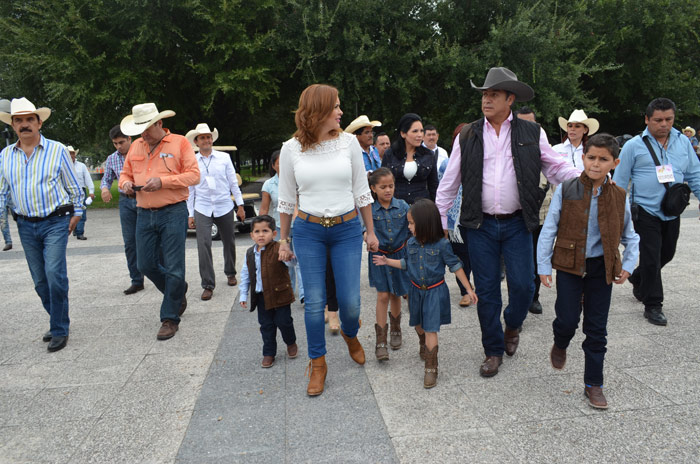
<box><xmin>1</xmin><ymin>200</ymin><xmax>699</xmax><ymax>463</ymax></box>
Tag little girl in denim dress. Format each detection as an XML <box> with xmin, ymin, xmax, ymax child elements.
<box><xmin>367</xmin><ymin>168</ymin><xmax>410</xmax><ymax>361</ymax></box>
<box><xmin>374</xmin><ymin>199</ymin><xmax>477</xmax><ymax>388</ymax></box>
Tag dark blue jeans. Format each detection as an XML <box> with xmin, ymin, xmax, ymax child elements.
<box><xmin>450</xmin><ymin>237</ymin><xmax>471</xmax><ymax>295</ymax></box>
<box><xmin>119</xmin><ymin>195</ymin><xmax>143</xmax><ymax>286</ymax></box>
<box><xmin>74</xmin><ymin>208</ymin><xmax>87</xmax><ymax>236</ymax></box>
<box><xmin>464</xmin><ymin>216</ymin><xmax>534</xmax><ymax>357</ymax></box>
<box><xmin>256</xmin><ymin>296</ymin><xmax>296</xmax><ymax>357</ymax></box>
<box><xmin>136</xmin><ymin>201</ymin><xmax>188</xmax><ymax>323</ymax></box>
<box><xmin>17</xmin><ymin>215</ymin><xmax>71</xmax><ymax>337</ymax></box>
<box><xmin>553</xmin><ymin>257</ymin><xmax>611</xmax><ymax>386</ymax></box>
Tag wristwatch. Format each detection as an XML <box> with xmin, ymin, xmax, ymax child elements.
<box><xmin>279</xmin><ymin>238</ymin><xmax>291</xmax><ymax>244</ymax></box>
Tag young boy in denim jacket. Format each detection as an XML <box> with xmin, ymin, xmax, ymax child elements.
<box><xmin>537</xmin><ymin>134</ymin><xmax>640</xmax><ymax>409</ymax></box>
<box><xmin>240</xmin><ymin>215</ymin><xmax>298</xmax><ymax>368</ymax></box>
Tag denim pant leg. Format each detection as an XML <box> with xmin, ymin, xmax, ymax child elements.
<box><xmin>501</xmin><ymin>216</ymin><xmax>535</xmax><ymax>330</ymax></box>
<box><xmin>581</xmin><ymin>258</ymin><xmax>612</xmax><ymax>386</ymax></box>
<box><xmin>553</xmin><ymin>270</ymin><xmax>584</xmax><ymax>350</ymax></box>
<box><xmin>17</xmin><ymin>216</ymin><xmax>71</xmax><ymax>337</ymax></box>
<box><xmin>119</xmin><ymin>196</ymin><xmax>143</xmax><ymax>286</ymax></box>
<box><xmin>531</xmin><ymin>225</ymin><xmax>543</xmax><ymax>302</ymax></box>
<box><xmin>194</xmin><ymin>211</ymin><xmax>216</xmax><ymax>289</ymax></box>
<box><xmin>2</xmin><ymin>206</ymin><xmax>13</xmax><ymax>245</ymax></box>
<box><xmin>450</xmin><ymin>238</ymin><xmax>471</xmax><ymax>296</ymax></box>
<box><xmin>273</xmin><ymin>304</ymin><xmax>296</xmax><ymax>346</ymax></box>
<box><xmin>328</xmin><ymin>218</ymin><xmax>363</xmax><ymax>337</ymax></box>
<box><xmin>74</xmin><ymin>208</ymin><xmax>86</xmax><ymax>236</ymax></box>
<box><xmin>256</xmin><ymin>296</ymin><xmax>278</xmax><ymax>356</ymax></box>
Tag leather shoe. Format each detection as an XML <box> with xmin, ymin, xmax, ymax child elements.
<box><xmin>123</xmin><ymin>284</ymin><xmax>144</xmax><ymax>295</ymax></box>
<box><xmin>157</xmin><ymin>320</ymin><xmax>179</xmax><ymax>340</ymax></box>
<box><xmin>504</xmin><ymin>326</ymin><xmax>520</xmax><ymax>356</ymax></box>
<box><xmin>479</xmin><ymin>356</ymin><xmax>503</xmax><ymax>377</ymax></box>
<box><xmin>585</xmin><ymin>385</ymin><xmax>608</xmax><ymax>409</ymax></box>
<box><xmin>76</xmin><ymin>235</ymin><xmax>87</xmax><ymax>240</ymax></box>
<box><xmin>179</xmin><ymin>283</ymin><xmax>189</xmax><ymax>316</ymax></box>
<box><xmin>42</xmin><ymin>331</ymin><xmax>52</xmax><ymax>342</ymax></box>
<box><xmin>2</xmin><ymin>243</ymin><xmax>11</xmax><ymax>251</ymax></box>
<box><xmin>261</xmin><ymin>355</ymin><xmax>275</xmax><ymax>368</ymax></box>
<box><xmin>227</xmin><ymin>275</ymin><xmax>237</xmax><ymax>286</ymax></box>
<box><xmin>644</xmin><ymin>307</ymin><xmax>667</xmax><ymax>326</ymax></box>
<box><xmin>287</xmin><ymin>343</ymin><xmax>298</xmax><ymax>359</ymax></box>
<box><xmin>528</xmin><ymin>300</ymin><xmax>543</xmax><ymax>314</ymax></box>
<box><xmin>550</xmin><ymin>344</ymin><xmax>567</xmax><ymax>370</ymax></box>
<box><xmin>459</xmin><ymin>294</ymin><xmax>472</xmax><ymax>307</ymax></box>
<box><xmin>47</xmin><ymin>335</ymin><xmax>68</xmax><ymax>352</ymax></box>
<box><xmin>201</xmin><ymin>288</ymin><xmax>213</xmax><ymax>301</ymax></box>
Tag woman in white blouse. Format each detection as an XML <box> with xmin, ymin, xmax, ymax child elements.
<box><xmin>278</xmin><ymin>84</ymin><xmax>379</xmax><ymax>396</ymax></box>
<box><xmin>552</xmin><ymin>109</ymin><xmax>599</xmax><ymax>170</ymax></box>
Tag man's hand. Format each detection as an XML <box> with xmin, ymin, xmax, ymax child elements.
<box><xmin>68</xmin><ymin>216</ymin><xmax>81</xmax><ymax>234</ymax></box>
<box><xmin>188</xmin><ymin>217</ymin><xmax>195</xmax><ymax>229</ymax></box>
<box><xmin>143</xmin><ymin>177</ymin><xmax>162</xmax><ymax>192</ymax></box>
<box><xmin>121</xmin><ymin>181</ymin><xmax>134</xmax><ymax>195</ymax></box>
<box><xmin>237</xmin><ymin>205</ymin><xmax>246</xmax><ymax>221</ymax></box>
<box><xmin>89</xmin><ymin>193</ymin><xmax>95</xmax><ymax>199</ymax></box>
<box><xmin>101</xmin><ymin>188</ymin><xmax>112</xmax><ymax>203</ymax></box>
<box><xmin>614</xmin><ymin>270</ymin><xmax>630</xmax><ymax>285</ymax></box>
<box><xmin>539</xmin><ymin>274</ymin><xmax>552</xmax><ymax>288</ymax></box>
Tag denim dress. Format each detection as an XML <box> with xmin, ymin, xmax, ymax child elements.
<box><xmin>402</xmin><ymin>237</ymin><xmax>463</xmax><ymax>332</ymax></box>
<box><xmin>368</xmin><ymin>198</ymin><xmax>410</xmax><ymax>295</ymax></box>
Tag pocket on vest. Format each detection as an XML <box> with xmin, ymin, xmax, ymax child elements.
<box><xmin>552</xmin><ymin>238</ymin><xmax>576</xmax><ymax>269</ymax></box>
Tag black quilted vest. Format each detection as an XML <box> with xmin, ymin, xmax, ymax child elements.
<box><xmin>459</xmin><ymin>116</ymin><xmax>544</xmax><ymax>232</ymax></box>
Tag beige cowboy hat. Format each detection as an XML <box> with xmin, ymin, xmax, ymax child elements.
<box><xmin>0</xmin><ymin>97</ymin><xmax>51</xmax><ymax>125</ymax></box>
<box><xmin>345</xmin><ymin>115</ymin><xmax>382</xmax><ymax>134</ymax></box>
<box><xmin>558</xmin><ymin>109</ymin><xmax>599</xmax><ymax>135</ymax></box>
<box><xmin>66</xmin><ymin>145</ymin><xmax>79</xmax><ymax>155</ymax></box>
<box><xmin>682</xmin><ymin>126</ymin><xmax>696</xmax><ymax>137</ymax></box>
<box><xmin>185</xmin><ymin>123</ymin><xmax>219</xmax><ymax>148</ymax></box>
<box><xmin>471</xmin><ymin>67</ymin><xmax>534</xmax><ymax>102</ymax></box>
<box><xmin>120</xmin><ymin>103</ymin><xmax>175</xmax><ymax>136</ymax></box>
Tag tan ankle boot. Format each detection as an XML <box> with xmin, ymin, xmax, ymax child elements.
<box><xmin>375</xmin><ymin>324</ymin><xmax>389</xmax><ymax>361</ymax></box>
<box><xmin>416</xmin><ymin>328</ymin><xmax>426</xmax><ymax>360</ymax></box>
<box><xmin>423</xmin><ymin>345</ymin><xmax>439</xmax><ymax>388</ymax></box>
<box><xmin>306</xmin><ymin>356</ymin><xmax>327</xmax><ymax>396</ymax></box>
<box><xmin>389</xmin><ymin>312</ymin><xmax>402</xmax><ymax>350</ymax></box>
<box><xmin>341</xmin><ymin>329</ymin><xmax>366</xmax><ymax>365</ymax></box>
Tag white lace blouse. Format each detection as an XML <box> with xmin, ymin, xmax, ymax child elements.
<box><xmin>278</xmin><ymin>132</ymin><xmax>373</xmax><ymax>217</ymax></box>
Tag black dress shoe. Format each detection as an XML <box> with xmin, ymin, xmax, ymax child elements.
<box><xmin>124</xmin><ymin>284</ymin><xmax>145</xmax><ymax>295</ymax></box>
<box><xmin>2</xmin><ymin>243</ymin><xmax>11</xmax><ymax>251</ymax></box>
<box><xmin>42</xmin><ymin>331</ymin><xmax>52</xmax><ymax>342</ymax></box>
<box><xmin>644</xmin><ymin>307</ymin><xmax>667</xmax><ymax>326</ymax></box>
<box><xmin>528</xmin><ymin>300</ymin><xmax>543</xmax><ymax>314</ymax></box>
<box><xmin>47</xmin><ymin>335</ymin><xmax>68</xmax><ymax>352</ymax></box>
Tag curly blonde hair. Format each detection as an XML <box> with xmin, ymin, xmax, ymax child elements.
<box><xmin>293</xmin><ymin>84</ymin><xmax>341</xmax><ymax>151</ymax></box>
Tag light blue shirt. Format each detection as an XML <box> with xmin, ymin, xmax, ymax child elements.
<box><xmin>261</xmin><ymin>174</ymin><xmax>280</xmax><ymax>225</ymax></box>
<box><xmin>613</xmin><ymin>127</ymin><xmax>700</xmax><ymax>220</ymax></box>
<box><xmin>537</xmin><ymin>178</ymin><xmax>640</xmax><ymax>276</ymax></box>
<box><xmin>363</xmin><ymin>146</ymin><xmax>381</xmax><ymax>172</ymax></box>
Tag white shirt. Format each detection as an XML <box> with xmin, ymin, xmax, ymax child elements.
<box><xmin>187</xmin><ymin>149</ymin><xmax>244</xmax><ymax>218</ymax></box>
<box><xmin>552</xmin><ymin>139</ymin><xmax>584</xmax><ymax>170</ymax></box>
<box><xmin>403</xmin><ymin>161</ymin><xmax>418</xmax><ymax>181</ymax></box>
<box><xmin>73</xmin><ymin>161</ymin><xmax>94</xmax><ymax>193</ymax></box>
<box><xmin>278</xmin><ymin>132</ymin><xmax>373</xmax><ymax>217</ymax></box>
<box><xmin>423</xmin><ymin>143</ymin><xmax>449</xmax><ymax>169</ymax></box>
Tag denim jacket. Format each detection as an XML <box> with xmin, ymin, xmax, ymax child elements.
<box><xmin>373</xmin><ymin>198</ymin><xmax>410</xmax><ymax>251</ymax></box>
<box><xmin>400</xmin><ymin>237</ymin><xmax>462</xmax><ymax>287</ymax></box>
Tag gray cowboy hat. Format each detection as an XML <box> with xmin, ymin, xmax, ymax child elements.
<box><xmin>470</xmin><ymin>67</ymin><xmax>534</xmax><ymax>102</ymax></box>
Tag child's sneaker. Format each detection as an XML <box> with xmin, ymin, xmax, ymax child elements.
<box><xmin>261</xmin><ymin>355</ymin><xmax>275</xmax><ymax>368</ymax></box>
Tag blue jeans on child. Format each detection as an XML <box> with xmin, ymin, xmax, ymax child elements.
<box><xmin>256</xmin><ymin>295</ymin><xmax>296</xmax><ymax>357</ymax></box>
<box><xmin>293</xmin><ymin>214</ymin><xmax>363</xmax><ymax>359</ymax></box>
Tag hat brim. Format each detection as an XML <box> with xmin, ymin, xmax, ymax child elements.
<box><xmin>186</xmin><ymin>128</ymin><xmax>219</xmax><ymax>148</ymax></box>
<box><xmin>345</xmin><ymin>120</ymin><xmax>382</xmax><ymax>134</ymax></box>
<box><xmin>558</xmin><ymin>117</ymin><xmax>599</xmax><ymax>135</ymax></box>
<box><xmin>0</xmin><ymin>107</ymin><xmax>51</xmax><ymax>125</ymax></box>
<box><xmin>470</xmin><ymin>80</ymin><xmax>534</xmax><ymax>102</ymax></box>
<box><xmin>120</xmin><ymin>110</ymin><xmax>175</xmax><ymax>136</ymax></box>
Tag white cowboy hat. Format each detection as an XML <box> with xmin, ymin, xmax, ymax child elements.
<box><xmin>471</xmin><ymin>67</ymin><xmax>534</xmax><ymax>102</ymax></box>
<box><xmin>66</xmin><ymin>145</ymin><xmax>79</xmax><ymax>155</ymax></box>
<box><xmin>682</xmin><ymin>126</ymin><xmax>696</xmax><ymax>137</ymax></box>
<box><xmin>0</xmin><ymin>97</ymin><xmax>51</xmax><ymax>125</ymax></box>
<box><xmin>558</xmin><ymin>109</ymin><xmax>599</xmax><ymax>135</ymax></box>
<box><xmin>345</xmin><ymin>115</ymin><xmax>382</xmax><ymax>134</ymax></box>
<box><xmin>185</xmin><ymin>123</ymin><xmax>219</xmax><ymax>148</ymax></box>
<box><xmin>120</xmin><ymin>103</ymin><xmax>175</xmax><ymax>136</ymax></box>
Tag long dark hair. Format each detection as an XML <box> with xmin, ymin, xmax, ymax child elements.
<box><xmin>269</xmin><ymin>149</ymin><xmax>281</xmax><ymax>177</ymax></box>
<box><xmin>390</xmin><ymin>113</ymin><xmax>422</xmax><ymax>155</ymax></box>
<box><xmin>409</xmin><ymin>199</ymin><xmax>443</xmax><ymax>245</ymax></box>
<box><xmin>368</xmin><ymin>167</ymin><xmax>394</xmax><ymax>201</ymax></box>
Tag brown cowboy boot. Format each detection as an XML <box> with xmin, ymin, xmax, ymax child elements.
<box><xmin>423</xmin><ymin>345</ymin><xmax>439</xmax><ymax>388</ymax></box>
<box><xmin>416</xmin><ymin>328</ymin><xmax>426</xmax><ymax>360</ymax></box>
<box><xmin>375</xmin><ymin>324</ymin><xmax>389</xmax><ymax>361</ymax></box>
<box><xmin>389</xmin><ymin>312</ymin><xmax>402</xmax><ymax>350</ymax></box>
<box><xmin>306</xmin><ymin>356</ymin><xmax>327</xmax><ymax>396</ymax></box>
<box><xmin>341</xmin><ymin>330</ymin><xmax>366</xmax><ymax>365</ymax></box>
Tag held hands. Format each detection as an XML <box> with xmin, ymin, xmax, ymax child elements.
<box><xmin>278</xmin><ymin>242</ymin><xmax>295</xmax><ymax>262</ymax></box>
<box><xmin>365</xmin><ymin>231</ymin><xmax>379</xmax><ymax>253</ymax></box>
<box><xmin>539</xmin><ymin>274</ymin><xmax>552</xmax><ymax>288</ymax></box>
<box><xmin>614</xmin><ymin>270</ymin><xmax>630</xmax><ymax>285</ymax></box>
<box><xmin>465</xmin><ymin>286</ymin><xmax>479</xmax><ymax>305</ymax></box>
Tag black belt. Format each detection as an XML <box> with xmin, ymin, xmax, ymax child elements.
<box><xmin>138</xmin><ymin>201</ymin><xmax>185</xmax><ymax>212</ymax></box>
<box><xmin>15</xmin><ymin>204</ymin><xmax>74</xmax><ymax>223</ymax></box>
<box><xmin>483</xmin><ymin>210</ymin><xmax>521</xmax><ymax>220</ymax></box>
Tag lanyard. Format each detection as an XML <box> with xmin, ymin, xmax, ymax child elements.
<box><xmin>202</xmin><ymin>155</ymin><xmax>213</xmax><ymax>174</ymax></box>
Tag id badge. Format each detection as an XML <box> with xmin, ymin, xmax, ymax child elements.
<box><xmin>205</xmin><ymin>176</ymin><xmax>217</xmax><ymax>189</ymax></box>
<box><xmin>655</xmin><ymin>164</ymin><xmax>675</xmax><ymax>183</ymax></box>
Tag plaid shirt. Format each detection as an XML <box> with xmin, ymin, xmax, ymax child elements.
<box><xmin>100</xmin><ymin>150</ymin><xmax>126</xmax><ymax>193</ymax></box>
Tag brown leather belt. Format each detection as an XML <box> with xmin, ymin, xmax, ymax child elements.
<box><xmin>483</xmin><ymin>210</ymin><xmax>521</xmax><ymax>220</ymax></box>
<box><xmin>297</xmin><ymin>210</ymin><xmax>358</xmax><ymax>227</ymax></box>
<box><xmin>411</xmin><ymin>279</ymin><xmax>445</xmax><ymax>291</ymax></box>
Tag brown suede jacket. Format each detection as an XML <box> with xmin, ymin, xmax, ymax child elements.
<box><xmin>245</xmin><ymin>240</ymin><xmax>295</xmax><ymax>311</ymax></box>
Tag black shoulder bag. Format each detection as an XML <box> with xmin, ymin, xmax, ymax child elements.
<box><xmin>642</xmin><ymin>136</ymin><xmax>691</xmax><ymax>217</ymax></box>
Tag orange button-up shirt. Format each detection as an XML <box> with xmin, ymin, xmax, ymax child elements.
<box><xmin>119</xmin><ymin>129</ymin><xmax>200</xmax><ymax>209</ymax></box>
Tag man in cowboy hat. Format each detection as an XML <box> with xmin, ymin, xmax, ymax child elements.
<box><xmin>613</xmin><ymin>98</ymin><xmax>700</xmax><ymax>326</ymax></box>
<box><xmin>553</xmin><ymin>109</ymin><xmax>600</xmax><ymax>170</ymax></box>
<box><xmin>682</xmin><ymin>126</ymin><xmax>698</xmax><ymax>152</ymax></box>
<box><xmin>67</xmin><ymin>146</ymin><xmax>95</xmax><ymax>240</ymax></box>
<box><xmin>436</xmin><ymin>67</ymin><xmax>580</xmax><ymax>377</ymax></box>
<box><xmin>185</xmin><ymin>123</ymin><xmax>245</xmax><ymax>301</ymax></box>
<box><xmin>119</xmin><ymin>103</ymin><xmax>200</xmax><ymax>340</ymax></box>
<box><xmin>0</xmin><ymin>97</ymin><xmax>85</xmax><ymax>352</ymax></box>
<box><xmin>345</xmin><ymin>115</ymin><xmax>382</xmax><ymax>172</ymax></box>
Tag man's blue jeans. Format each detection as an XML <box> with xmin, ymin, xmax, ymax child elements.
<box><xmin>136</xmin><ymin>201</ymin><xmax>188</xmax><ymax>323</ymax></box>
<box><xmin>464</xmin><ymin>215</ymin><xmax>535</xmax><ymax>357</ymax></box>
<box><xmin>293</xmin><ymin>215</ymin><xmax>363</xmax><ymax>359</ymax></box>
<box><xmin>73</xmin><ymin>208</ymin><xmax>86</xmax><ymax>236</ymax></box>
<box><xmin>119</xmin><ymin>195</ymin><xmax>143</xmax><ymax>286</ymax></box>
<box><xmin>17</xmin><ymin>215</ymin><xmax>71</xmax><ymax>337</ymax></box>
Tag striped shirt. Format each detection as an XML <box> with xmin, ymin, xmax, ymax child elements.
<box><xmin>100</xmin><ymin>150</ymin><xmax>126</xmax><ymax>193</ymax></box>
<box><xmin>0</xmin><ymin>135</ymin><xmax>85</xmax><ymax>218</ymax></box>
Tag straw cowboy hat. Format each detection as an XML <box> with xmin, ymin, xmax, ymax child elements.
<box><xmin>470</xmin><ymin>67</ymin><xmax>534</xmax><ymax>102</ymax></box>
<box><xmin>345</xmin><ymin>115</ymin><xmax>382</xmax><ymax>134</ymax></box>
<box><xmin>0</xmin><ymin>97</ymin><xmax>51</xmax><ymax>125</ymax></box>
<box><xmin>66</xmin><ymin>145</ymin><xmax>79</xmax><ymax>155</ymax></box>
<box><xmin>120</xmin><ymin>103</ymin><xmax>175</xmax><ymax>136</ymax></box>
<box><xmin>682</xmin><ymin>126</ymin><xmax>696</xmax><ymax>137</ymax></box>
<box><xmin>558</xmin><ymin>109</ymin><xmax>599</xmax><ymax>135</ymax></box>
<box><xmin>185</xmin><ymin>123</ymin><xmax>219</xmax><ymax>148</ymax></box>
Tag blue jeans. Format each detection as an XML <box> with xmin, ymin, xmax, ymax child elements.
<box><xmin>119</xmin><ymin>195</ymin><xmax>143</xmax><ymax>286</ymax></box>
<box><xmin>17</xmin><ymin>215</ymin><xmax>71</xmax><ymax>337</ymax></box>
<box><xmin>136</xmin><ymin>201</ymin><xmax>188</xmax><ymax>323</ymax></box>
<box><xmin>2</xmin><ymin>205</ymin><xmax>11</xmax><ymax>245</ymax></box>
<box><xmin>293</xmin><ymin>214</ymin><xmax>363</xmax><ymax>359</ymax></box>
<box><xmin>464</xmin><ymin>215</ymin><xmax>535</xmax><ymax>357</ymax></box>
<box><xmin>74</xmin><ymin>208</ymin><xmax>86</xmax><ymax>236</ymax></box>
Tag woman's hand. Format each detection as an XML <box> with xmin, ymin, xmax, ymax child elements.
<box><xmin>365</xmin><ymin>231</ymin><xmax>379</xmax><ymax>252</ymax></box>
<box><xmin>278</xmin><ymin>241</ymin><xmax>295</xmax><ymax>262</ymax></box>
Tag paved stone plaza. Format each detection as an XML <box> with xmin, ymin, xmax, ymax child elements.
<box><xmin>0</xmin><ymin>202</ymin><xmax>699</xmax><ymax>463</ymax></box>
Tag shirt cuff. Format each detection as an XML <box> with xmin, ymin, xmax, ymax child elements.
<box><xmin>538</xmin><ymin>264</ymin><xmax>552</xmax><ymax>276</ymax></box>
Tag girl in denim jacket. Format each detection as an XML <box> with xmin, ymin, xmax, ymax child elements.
<box><xmin>374</xmin><ymin>199</ymin><xmax>477</xmax><ymax>388</ymax></box>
